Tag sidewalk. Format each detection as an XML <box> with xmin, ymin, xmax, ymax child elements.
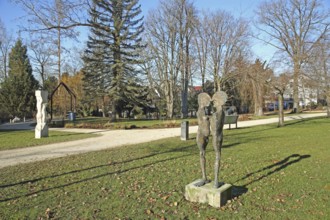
<box><xmin>0</xmin><ymin>112</ymin><xmax>326</xmax><ymax>169</ymax></box>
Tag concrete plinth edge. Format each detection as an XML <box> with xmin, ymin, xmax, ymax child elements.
<box><xmin>185</xmin><ymin>179</ymin><xmax>232</xmax><ymax>208</ymax></box>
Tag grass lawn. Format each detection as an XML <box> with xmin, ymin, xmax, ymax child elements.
<box><xmin>0</xmin><ymin>130</ymin><xmax>99</xmax><ymax>151</ymax></box>
<box><xmin>0</xmin><ymin>118</ymin><xmax>329</xmax><ymax>219</ymax></box>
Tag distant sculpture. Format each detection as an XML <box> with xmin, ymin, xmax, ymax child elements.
<box><xmin>225</xmin><ymin>106</ymin><xmax>237</xmax><ymax>116</ymax></box>
<box><xmin>196</xmin><ymin>91</ymin><xmax>227</xmax><ymax>188</ymax></box>
<box><xmin>35</xmin><ymin>90</ymin><xmax>48</xmax><ymax>139</ymax></box>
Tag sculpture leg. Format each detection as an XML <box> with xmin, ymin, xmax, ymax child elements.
<box><xmin>200</xmin><ymin>148</ymin><xmax>207</xmax><ymax>180</ymax></box>
<box><xmin>213</xmin><ymin>135</ymin><xmax>222</xmax><ymax>188</ymax></box>
<box><xmin>195</xmin><ymin>136</ymin><xmax>210</xmax><ymax>187</ymax></box>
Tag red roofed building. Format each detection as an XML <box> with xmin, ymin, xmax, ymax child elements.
<box><xmin>192</xmin><ymin>86</ymin><xmax>202</xmax><ymax>92</ymax></box>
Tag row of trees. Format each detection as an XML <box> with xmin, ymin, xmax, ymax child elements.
<box><xmin>143</xmin><ymin>0</ymin><xmax>330</xmax><ymax>119</ymax></box>
<box><xmin>0</xmin><ymin>0</ymin><xmax>329</xmax><ymax>123</ymax></box>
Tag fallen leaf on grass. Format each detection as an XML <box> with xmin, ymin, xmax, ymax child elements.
<box><xmin>93</xmin><ymin>209</ymin><xmax>101</xmax><ymax>214</ymax></box>
<box><xmin>45</xmin><ymin>208</ymin><xmax>54</xmax><ymax>219</ymax></box>
<box><xmin>162</xmin><ymin>195</ymin><xmax>170</xmax><ymax>201</ymax></box>
<box><xmin>148</xmin><ymin>197</ymin><xmax>157</xmax><ymax>203</ymax></box>
<box><xmin>276</xmin><ymin>198</ymin><xmax>285</xmax><ymax>203</ymax></box>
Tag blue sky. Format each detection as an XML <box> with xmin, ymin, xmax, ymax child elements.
<box><xmin>1</xmin><ymin>0</ymin><xmax>329</xmax><ymax>63</ymax></box>
<box><xmin>140</xmin><ymin>0</ymin><xmax>262</xmax><ymax>17</ymax></box>
<box><xmin>1</xmin><ymin>0</ymin><xmax>262</xmax><ymax>31</ymax></box>
<box><xmin>0</xmin><ymin>0</ymin><xmax>268</xmax><ymax>58</ymax></box>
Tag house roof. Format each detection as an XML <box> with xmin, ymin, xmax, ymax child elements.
<box><xmin>193</xmin><ymin>86</ymin><xmax>202</xmax><ymax>91</ymax></box>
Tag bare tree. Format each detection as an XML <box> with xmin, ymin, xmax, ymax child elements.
<box><xmin>176</xmin><ymin>0</ymin><xmax>197</xmax><ymax>118</ymax></box>
<box><xmin>248</xmin><ymin>59</ymin><xmax>273</xmax><ymax>116</ymax></box>
<box><xmin>267</xmin><ymin>73</ymin><xmax>291</xmax><ymax>126</ymax></box>
<box><xmin>14</xmin><ymin>0</ymin><xmax>89</xmax><ymax>31</ymax></box>
<box><xmin>145</xmin><ymin>5</ymin><xmax>179</xmax><ymax>119</ymax></box>
<box><xmin>318</xmin><ymin>40</ymin><xmax>330</xmax><ymax>117</ymax></box>
<box><xmin>233</xmin><ymin>55</ymin><xmax>253</xmax><ymax>112</ymax></box>
<box><xmin>194</xmin><ymin>14</ymin><xmax>209</xmax><ymax>91</ymax></box>
<box><xmin>29</xmin><ymin>34</ymin><xmax>56</xmax><ymax>87</ymax></box>
<box><xmin>14</xmin><ymin>0</ymin><xmax>89</xmax><ymax>81</ymax></box>
<box><xmin>195</xmin><ymin>10</ymin><xmax>250</xmax><ymax>93</ymax></box>
<box><xmin>0</xmin><ymin>19</ymin><xmax>13</xmax><ymax>80</ymax></box>
<box><xmin>307</xmin><ymin>36</ymin><xmax>330</xmax><ymax>116</ymax></box>
<box><xmin>63</xmin><ymin>46</ymin><xmax>84</xmax><ymax>75</ymax></box>
<box><xmin>256</xmin><ymin>0</ymin><xmax>330</xmax><ymax>113</ymax></box>
<box><xmin>145</xmin><ymin>0</ymin><xmax>196</xmax><ymax>118</ymax></box>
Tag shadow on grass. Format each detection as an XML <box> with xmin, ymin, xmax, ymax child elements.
<box><xmin>229</xmin><ymin>154</ymin><xmax>311</xmax><ymax>199</ymax></box>
<box><xmin>225</xmin><ymin>126</ymin><xmax>278</xmax><ymax>138</ymax></box>
<box><xmin>282</xmin><ymin>117</ymin><xmax>311</xmax><ymax>127</ymax></box>
<box><xmin>0</xmin><ymin>151</ymin><xmax>194</xmax><ymax>203</ymax></box>
<box><xmin>0</xmin><ymin>144</ymin><xmax>196</xmax><ymax>194</ymax></box>
<box><xmin>227</xmin><ymin>116</ymin><xmax>327</xmax><ymax>138</ymax></box>
<box><xmin>222</xmin><ymin>142</ymin><xmax>241</xmax><ymax>148</ymax></box>
<box><xmin>235</xmin><ymin>154</ymin><xmax>311</xmax><ymax>187</ymax></box>
<box><xmin>283</xmin><ymin>116</ymin><xmax>328</xmax><ymax>127</ymax></box>
<box><xmin>232</xmin><ymin>185</ymin><xmax>248</xmax><ymax>198</ymax></box>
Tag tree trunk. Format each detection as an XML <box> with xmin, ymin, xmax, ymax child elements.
<box><xmin>3</xmin><ymin>53</ymin><xmax>7</xmax><ymax>79</ymax></box>
<box><xmin>252</xmin><ymin>80</ymin><xmax>263</xmax><ymax>116</ymax></box>
<box><xmin>102</xmin><ymin>96</ymin><xmax>106</xmax><ymax>118</ymax></box>
<box><xmin>292</xmin><ymin>60</ymin><xmax>300</xmax><ymax>113</ymax></box>
<box><xmin>181</xmin><ymin>64</ymin><xmax>188</xmax><ymax>118</ymax></box>
<box><xmin>217</xmin><ymin>79</ymin><xmax>222</xmax><ymax>92</ymax></box>
<box><xmin>327</xmin><ymin>94</ymin><xmax>330</xmax><ymax>118</ymax></box>
<box><xmin>165</xmin><ymin>81</ymin><xmax>174</xmax><ymax>119</ymax></box>
<box><xmin>257</xmin><ymin>82</ymin><xmax>264</xmax><ymax>116</ymax></box>
<box><xmin>166</xmin><ymin>93</ymin><xmax>174</xmax><ymax>119</ymax></box>
<box><xmin>110</xmin><ymin>99</ymin><xmax>117</xmax><ymax>122</ymax></box>
<box><xmin>57</xmin><ymin>28</ymin><xmax>61</xmax><ymax>82</ymax></box>
<box><xmin>213</xmin><ymin>64</ymin><xmax>219</xmax><ymax>92</ymax></box>
<box><xmin>41</xmin><ymin>64</ymin><xmax>45</xmax><ymax>88</ymax></box>
<box><xmin>181</xmin><ymin>79</ymin><xmax>188</xmax><ymax>118</ymax></box>
<box><xmin>181</xmin><ymin>36</ymin><xmax>190</xmax><ymax>119</ymax></box>
<box><xmin>278</xmin><ymin>93</ymin><xmax>284</xmax><ymax>127</ymax></box>
<box><xmin>202</xmin><ymin>73</ymin><xmax>205</xmax><ymax>92</ymax></box>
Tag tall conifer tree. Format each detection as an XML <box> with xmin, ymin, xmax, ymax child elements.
<box><xmin>0</xmin><ymin>39</ymin><xmax>39</xmax><ymax>118</ymax></box>
<box><xmin>83</xmin><ymin>0</ymin><xmax>144</xmax><ymax>121</ymax></box>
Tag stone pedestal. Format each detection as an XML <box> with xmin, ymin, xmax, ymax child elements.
<box><xmin>181</xmin><ymin>121</ymin><xmax>189</xmax><ymax>141</ymax></box>
<box><xmin>35</xmin><ymin>124</ymin><xmax>48</xmax><ymax>138</ymax></box>
<box><xmin>185</xmin><ymin>180</ymin><xmax>232</xmax><ymax>208</ymax></box>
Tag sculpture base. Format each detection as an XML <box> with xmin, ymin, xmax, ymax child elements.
<box><xmin>185</xmin><ymin>179</ymin><xmax>232</xmax><ymax>208</ymax></box>
<box><xmin>35</xmin><ymin>125</ymin><xmax>48</xmax><ymax>139</ymax></box>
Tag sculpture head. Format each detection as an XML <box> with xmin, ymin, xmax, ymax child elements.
<box><xmin>198</xmin><ymin>93</ymin><xmax>211</xmax><ymax>109</ymax></box>
<box><xmin>211</xmin><ymin>91</ymin><xmax>227</xmax><ymax>112</ymax></box>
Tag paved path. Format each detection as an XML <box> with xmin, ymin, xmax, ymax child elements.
<box><xmin>0</xmin><ymin>112</ymin><xmax>326</xmax><ymax>169</ymax></box>
<box><xmin>0</xmin><ymin>120</ymin><xmax>35</xmax><ymax>130</ymax></box>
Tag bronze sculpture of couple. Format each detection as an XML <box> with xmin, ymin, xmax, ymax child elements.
<box><xmin>196</xmin><ymin>91</ymin><xmax>227</xmax><ymax>189</ymax></box>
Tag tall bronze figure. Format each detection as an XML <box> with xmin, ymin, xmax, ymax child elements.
<box><xmin>196</xmin><ymin>91</ymin><xmax>227</xmax><ymax>188</ymax></box>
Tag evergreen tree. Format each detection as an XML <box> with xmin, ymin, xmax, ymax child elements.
<box><xmin>118</xmin><ymin>79</ymin><xmax>151</xmax><ymax>115</ymax></box>
<box><xmin>83</xmin><ymin>0</ymin><xmax>145</xmax><ymax>121</ymax></box>
<box><xmin>0</xmin><ymin>39</ymin><xmax>39</xmax><ymax>119</ymax></box>
<box><xmin>82</xmin><ymin>30</ymin><xmax>109</xmax><ymax>116</ymax></box>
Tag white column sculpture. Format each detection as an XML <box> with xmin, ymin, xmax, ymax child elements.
<box><xmin>35</xmin><ymin>90</ymin><xmax>48</xmax><ymax>139</ymax></box>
